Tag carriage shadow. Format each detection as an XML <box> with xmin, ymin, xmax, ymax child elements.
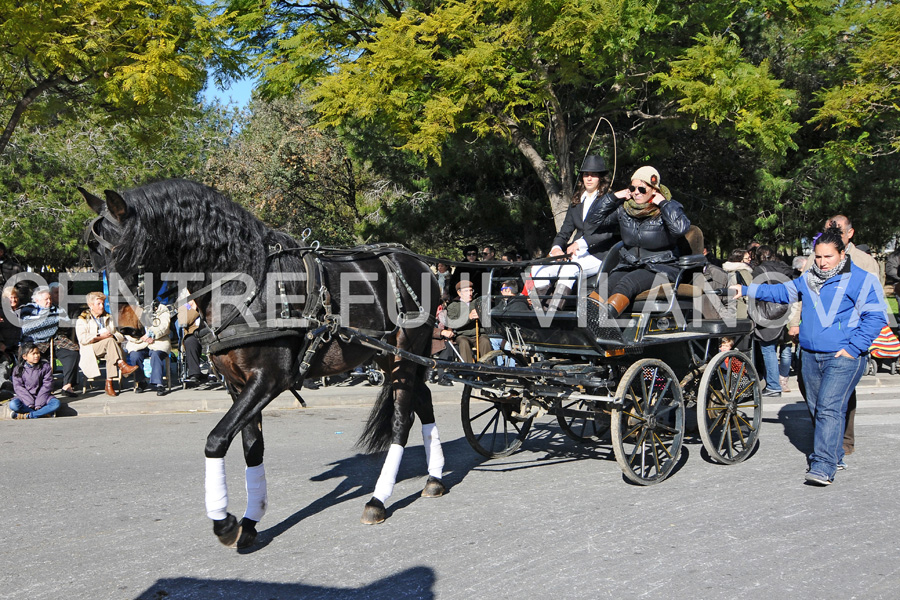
<box><xmin>246</xmin><ymin>437</ymin><xmax>484</xmax><ymax>552</ymax></box>
<box><xmin>470</xmin><ymin>420</ymin><xmax>691</xmax><ymax>485</ymax></box>
<box><xmin>136</xmin><ymin>566</ymin><xmax>436</xmax><ymax>599</ymax></box>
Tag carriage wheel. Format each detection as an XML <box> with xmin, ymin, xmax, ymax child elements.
<box><xmin>461</xmin><ymin>377</ymin><xmax>533</xmax><ymax>459</ymax></box>
<box><xmin>556</xmin><ymin>398</ymin><xmax>610</xmax><ymax>443</ymax></box>
<box><xmin>697</xmin><ymin>350</ymin><xmax>762</xmax><ymax>465</ymax></box>
<box><xmin>610</xmin><ymin>359</ymin><xmax>685</xmax><ymax>485</ymax></box>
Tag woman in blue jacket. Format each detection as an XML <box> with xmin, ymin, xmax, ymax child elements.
<box><xmin>731</xmin><ymin>225</ymin><xmax>886</xmax><ymax>485</ymax></box>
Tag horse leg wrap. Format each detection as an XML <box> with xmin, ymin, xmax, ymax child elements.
<box><xmin>205</xmin><ymin>457</ymin><xmax>228</xmax><ymax>520</ymax></box>
<box><xmin>242</xmin><ymin>464</ymin><xmax>268</xmax><ymax>523</ymax></box>
<box><xmin>422</xmin><ymin>423</ymin><xmax>445</xmax><ymax>479</ymax></box>
<box><xmin>372</xmin><ymin>444</ymin><xmax>404</xmax><ymax>504</ymax></box>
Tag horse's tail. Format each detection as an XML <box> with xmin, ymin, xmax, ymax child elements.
<box><xmin>357</xmin><ymin>383</ymin><xmax>396</xmax><ymax>454</ymax></box>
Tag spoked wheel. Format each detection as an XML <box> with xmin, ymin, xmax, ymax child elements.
<box><xmin>611</xmin><ymin>359</ymin><xmax>685</xmax><ymax>485</ymax></box>
<box><xmin>556</xmin><ymin>398</ymin><xmax>610</xmax><ymax>443</ymax></box>
<box><xmin>461</xmin><ymin>377</ymin><xmax>533</xmax><ymax>459</ymax></box>
<box><xmin>697</xmin><ymin>350</ymin><xmax>762</xmax><ymax>464</ymax></box>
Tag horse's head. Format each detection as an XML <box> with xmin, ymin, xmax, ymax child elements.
<box><xmin>80</xmin><ymin>187</ymin><xmax>129</xmax><ymax>274</ymax></box>
<box><xmin>79</xmin><ymin>187</ymin><xmax>148</xmax><ymax>336</ymax></box>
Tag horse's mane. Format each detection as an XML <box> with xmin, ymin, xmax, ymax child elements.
<box><xmin>111</xmin><ymin>179</ymin><xmax>280</xmax><ymax>280</ymax></box>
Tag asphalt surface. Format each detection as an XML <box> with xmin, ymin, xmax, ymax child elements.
<box><xmin>1</xmin><ymin>373</ymin><xmax>899</xmax><ymax>599</ymax></box>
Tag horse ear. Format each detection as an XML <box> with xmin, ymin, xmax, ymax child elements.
<box><xmin>104</xmin><ymin>190</ymin><xmax>129</xmax><ymax>223</ymax></box>
<box><xmin>78</xmin><ymin>187</ymin><xmax>105</xmax><ymax>215</ymax></box>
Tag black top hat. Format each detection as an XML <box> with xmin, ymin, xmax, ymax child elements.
<box><xmin>579</xmin><ymin>155</ymin><xmax>608</xmax><ymax>173</ymax></box>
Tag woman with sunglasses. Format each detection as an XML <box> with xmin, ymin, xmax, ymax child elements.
<box><xmin>588</xmin><ymin>166</ymin><xmax>691</xmax><ymax>318</ymax></box>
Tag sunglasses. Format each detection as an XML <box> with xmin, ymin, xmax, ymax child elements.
<box><xmin>465</xmin><ymin>251</ymin><xmax>477</xmax><ymax>256</ymax></box>
<box><xmin>500</xmin><ymin>286</ymin><xmax>514</xmax><ymax>291</ymax></box>
<box><xmin>481</xmin><ymin>251</ymin><xmax>492</xmax><ymax>256</ymax></box>
<box><xmin>628</xmin><ymin>185</ymin><xmax>649</xmax><ymax>195</ymax></box>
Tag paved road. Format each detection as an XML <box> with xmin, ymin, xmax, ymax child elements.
<box><xmin>1</xmin><ymin>378</ymin><xmax>899</xmax><ymax>599</ymax></box>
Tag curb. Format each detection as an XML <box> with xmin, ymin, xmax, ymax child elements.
<box><xmin>1</xmin><ymin>373</ymin><xmax>894</xmax><ymax>419</ymax></box>
<box><xmin>2</xmin><ymin>381</ymin><xmax>468</xmax><ymax>419</ymax></box>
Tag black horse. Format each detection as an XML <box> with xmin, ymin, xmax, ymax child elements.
<box><xmin>80</xmin><ymin>179</ymin><xmax>446</xmax><ymax>549</ymax></box>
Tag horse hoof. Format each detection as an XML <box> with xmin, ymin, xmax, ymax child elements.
<box><xmin>213</xmin><ymin>513</ymin><xmax>242</xmax><ymax>548</ymax></box>
<box><xmin>421</xmin><ymin>476</ymin><xmax>445</xmax><ymax>498</ymax></box>
<box><xmin>361</xmin><ymin>498</ymin><xmax>386</xmax><ymax>525</ymax></box>
<box><xmin>236</xmin><ymin>518</ymin><xmax>258</xmax><ymax>549</ymax></box>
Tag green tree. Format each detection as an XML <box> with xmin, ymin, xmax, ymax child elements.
<box><xmin>0</xmin><ymin>0</ymin><xmax>241</xmax><ymax>155</ymax></box>
<box><xmin>0</xmin><ymin>102</ymin><xmax>238</xmax><ymax>267</ymax></box>
<box><xmin>230</xmin><ymin>0</ymin><xmax>801</xmax><ymax>232</ymax></box>
<box><xmin>202</xmin><ymin>96</ymin><xmax>364</xmax><ymax>245</ymax></box>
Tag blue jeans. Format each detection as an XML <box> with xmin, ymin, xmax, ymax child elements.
<box><xmin>800</xmin><ymin>351</ymin><xmax>866</xmax><ymax>479</ymax></box>
<box><xmin>127</xmin><ymin>348</ymin><xmax>167</xmax><ymax>387</ymax></box>
<box><xmin>10</xmin><ymin>396</ymin><xmax>61</xmax><ymax>418</ymax></box>
<box><xmin>760</xmin><ymin>339</ymin><xmax>793</xmax><ymax>392</ymax></box>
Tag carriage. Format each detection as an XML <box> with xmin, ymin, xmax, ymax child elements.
<box><xmin>345</xmin><ymin>241</ymin><xmax>764</xmax><ymax>485</ymax></box>
<box><xmin>82</xmin><ymin>179</ymin><xmax>762</xmax><ymax>550</ymax></box>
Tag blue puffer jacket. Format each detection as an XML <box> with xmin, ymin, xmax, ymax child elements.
<box><xmin>743</xmin><ymin>259</ymin><xmax>887</xmax><ymax>357</ymax></box>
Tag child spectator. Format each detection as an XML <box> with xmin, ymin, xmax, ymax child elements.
<box><xmin>8</xmin><ymin>342</ymin><xmax>59</xmax><ymax>419</ymax></box>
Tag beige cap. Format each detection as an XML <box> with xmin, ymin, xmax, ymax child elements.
<box><xmin>631</xmin><ymin>166</ymin><xmax>660</xmax><ymax>189</ymax></box>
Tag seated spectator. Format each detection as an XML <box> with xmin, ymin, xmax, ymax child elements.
<box><xmin>19</xmin><ymin>286</ymin><xmax>80</xmax><ymax>397</ymax></box>
<box><xmin>177</xmin><ymin>299</ymin><xmax>205</xmax><ymax>386</ymax></box>
<box><xmin>496</xmin><ymin>279</ymin><xmax>529</xmax><ymax>314</ymax></box>
<box><xmin>442</xmin><ymin>280</ymin><xmax>492</xmax><ymax>362</ymax></box>
<box><xmin>75</xmin><ymin>291</ymin><xmax>139</xmax><ymax>396</ymax></box>
<box><xmin>433</xmin><ymin>262</ymin><xmax>453</xmax><ymax>299</ymax></box>
<box><xmin>0</xmin><ymin>286</ymin><xmax>21</xmax><ymax>390</ymax></box>
<box><xmin>124</xmin><ymin>302</ymin><xmax>172</xmax><ymax>396</ymax></box>
<box><xmin>8</xmin><ymin>342</ymin><xmax>59</xmax><ymax>419</ymax></box>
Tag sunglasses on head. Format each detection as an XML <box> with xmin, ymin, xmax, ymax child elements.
<box><xmin>628</xmin><ymin>185</ymin><xmax>649</xmax><ymax>195</ymax></box>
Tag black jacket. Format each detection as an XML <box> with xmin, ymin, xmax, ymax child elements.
<box><xmin>750</xmin><ymin>259</ymin><xmax>793</xmax><ymax>341</ymax></box>
<box><xmin>589</xmin><ymin>193</ymin><xmax>691</xmax><ymax>280</ymax></box>
<box><xmin>551</xmin><ymin>194</ymin><xmax>617</xmax><ymax>256</ymax></box>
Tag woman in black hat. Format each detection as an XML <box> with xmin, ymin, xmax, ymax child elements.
<box><xmin>530</xmin><ymin>155</ymin><xmax>618</xmax><ymax>310</ymax></box>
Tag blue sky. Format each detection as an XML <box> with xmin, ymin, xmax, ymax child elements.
<box><xmin>203</xmin><ymin>76</ymin><xmax>255</xmax><ymax>108</ymax></box>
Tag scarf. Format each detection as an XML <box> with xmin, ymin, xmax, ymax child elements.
<box><xmin>623</xmin><ymin>198</ymin><xmax>660</xmax><ymax>219</ymax></box>
<box><xmin>806</xmin><ymin>254</ymin><xmax>848</xmax><ymax>294</ymax></box>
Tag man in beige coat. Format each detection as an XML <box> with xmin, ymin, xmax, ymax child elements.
<box><xmin>75</xmin><ymin>291</ymin><xmax>139</xmax><ymax>396</ymax></box>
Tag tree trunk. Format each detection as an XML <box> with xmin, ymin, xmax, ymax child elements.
<box><xmin>499</xmin><ymin>113</ymin><xmax>570</xmax><ymax>231</ymax></box>
<box><xmin>0</xmin><ymin>76</ymin><xmax>63</xmax><ymax>156</ymax></box>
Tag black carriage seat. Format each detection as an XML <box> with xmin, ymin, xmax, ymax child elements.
<box><xmin>593</xmin><ymin>226</ymin><xmax>707</xmax><ymax>317</ymax></box>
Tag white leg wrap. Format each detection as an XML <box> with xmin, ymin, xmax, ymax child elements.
<box><xmin>242</xmin><ymin>464</ymin><xmax>268</xmax><ymax>523</ymax></box>
<box><xmin>205</xmin><ymin>457</ymin><xmax>228</xmax><ymax>520</ymax></box>
<box><xmin>422</xmin><ymin>423</ymin><xmax>444</xmax><ymax>479</ymax></box>
<box><xmin>372</xmin><ymin>444</ymin><xmax>404</xmax><ymax>504</ymax></box>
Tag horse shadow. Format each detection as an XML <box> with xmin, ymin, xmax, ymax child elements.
<box><xmin>136</xmin><ymin>566</ymin><xmax>436</xmax><ymax>599</ymax></box>
<box><xmin>252</xmin><ymin>421</ymin><xmax>627</xmax><ymax>551</ymax></box>
<box><xmin>247</xmin><ymin>436</ymin><xmax>484</xmax><ymax>552</ymax></box>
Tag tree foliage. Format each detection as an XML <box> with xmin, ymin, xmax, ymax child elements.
<box><xmin>0</xmin><ymin>0</ymin><xmax>241</xmax><ymax>155</ymax></box>
<box><xmin>0</xmin><ymin>103</ymin><xmax>238</xmax><ymax>267</ymax></box>
<box><xmin>202</xmin><ymin>96</ymin><xmax>364</xmax><ymax>245</ymax></box>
